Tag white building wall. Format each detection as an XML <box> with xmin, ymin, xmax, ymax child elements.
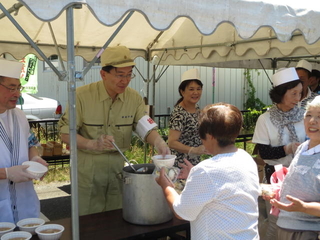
<box><xmin>36</xmin><ymin>56</ymin><xmax>273</xmax><ymax>115</ymax></box>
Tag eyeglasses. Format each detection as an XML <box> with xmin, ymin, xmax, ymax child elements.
<box><xmin>110</xmin><ymin>72</ymin><xmax>136</xmax><ymax>80</ymax></box>
<box><xmin>0</xmin><ymin>82</ymin><xmax>24</xmax><ymax>93</ymax></box>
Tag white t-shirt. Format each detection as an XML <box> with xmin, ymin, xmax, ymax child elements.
<box><xmin>173</xmin><ymin>149</ymin><xmax>260</xmax><ymax>240</ymax></box>
<box><xmin>252</xmin><ymin>111</ymin><xmax>306</xmax><ymax>166</ymax></box>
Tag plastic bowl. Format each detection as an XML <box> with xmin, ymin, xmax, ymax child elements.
<box><xmin>0</xmin><ymin>223</ymin><xmax>15</xmax><ymax>237</ymax></box>
<box><xmin>1</xmin><ymin>231</ymin><xmax>32</xmax><ymax>240</ymax></box>
<box><xmin>152</xmin><ymin>155</ymin><xmax>176</xmax><ymax>169</ymax></box>
<box><xmin>259</xmin><ymin>183</ymin><xmax>277</xmax><ymax>198</ymax></box>
<box><xmin>22</xmin><ymin>161</ymin><xmax>48</xmax><ymax>179</ymax></box>
<box><xmin>35</xmin><ymin>224</ymin><xmax>64</xmax><ymax>240</ymax></box>
<box><xmin>17</xmin><ymin>218</ymin><xmax>45</xmax><ymax>235</ymax></box>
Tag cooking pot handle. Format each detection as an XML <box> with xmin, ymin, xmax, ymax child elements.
<box><xmin>117</xmin><ymin>172</ymin><xmax>131</xmax><ymax>184</ymax></box>
<box><xmin>123</xmin><ymin>177</ymin><xmax>132</xmax><ymax>184</ymax></box>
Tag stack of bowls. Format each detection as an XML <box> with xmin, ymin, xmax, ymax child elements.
<box><xmin>152</xmin><ymin>154</ymin><xmax>176</xmax><ymax>169</ymax></box>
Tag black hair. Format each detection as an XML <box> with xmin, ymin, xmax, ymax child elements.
<box><xmin>174</xmin><ymin>79</ymin><xmax>203</xmax><ymax>106</ymax></box>
<box><xmin>296</xmin><ymin>68</ymin><xmax>311</xmax><ymax>78</ymax></box>
<box><xmin>101</xmin><ymin>66</ymin><xmax>116</xmax><ymax>73</ymax></box>
<box><xmin>269</xmin><ymin>80</ymin><xmax>302</xmax><ymax>103</ymax></box>
<box><xmin>311</xmin><ymin>69</ymin><xmax>320</xmax><ymax>78</ymax></box>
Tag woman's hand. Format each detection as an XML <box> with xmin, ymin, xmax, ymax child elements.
<box><xmin>178</xmin><ymin>158</ymin><xmax>193</xmax><ymax>179</ymax></box>
<box><xmin>155</xmin><ymin>167</ymin><xmax>174</xmax><ymax>188</ymax></box>
<box><xmin>284</xmin><ymin>142</ymin><xmax>301</xmax><ymax>155</ymax></box>
<box><xmin>270</xmin><ymin>195</ymin><xmax>305</xmax><ymax>212</ymax></box>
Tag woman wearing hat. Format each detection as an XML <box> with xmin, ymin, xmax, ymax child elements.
<box><xmin>252</xmin><ymin>67</ymin><xmax>306</xmax><ymax>240</ymax></box>
<box><xmin>168</xmin><ymin>68</ymin><xmax>207</xmax><ymax>170</ymax></box>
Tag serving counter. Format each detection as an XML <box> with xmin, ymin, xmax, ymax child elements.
<box><xmin>31</xmin><ymin>209</ymin><xmax>190</xmax><ymax>240</ymax></box>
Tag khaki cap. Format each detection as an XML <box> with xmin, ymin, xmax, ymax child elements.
<box><xmin>101</xmin><ymin>46</ymin><xmax>135</xmax><ymax>67</ymax></box>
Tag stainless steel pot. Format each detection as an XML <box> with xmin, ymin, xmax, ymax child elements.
<box><xmin>122</xmin><ymin>163</ymin><xmax>173</xmax><ymax>225</ymax></box>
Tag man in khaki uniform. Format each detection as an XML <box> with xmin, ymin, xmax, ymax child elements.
<box><xmin>59</xmin><ymin>46</ymin><xmax>170</xmax><ymax>215</ymax></box>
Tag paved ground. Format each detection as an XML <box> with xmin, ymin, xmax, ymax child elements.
<box><xmin>34</xmin><ymin>182</ymin><xmax>71</xmax><ymax>221</ymax></box>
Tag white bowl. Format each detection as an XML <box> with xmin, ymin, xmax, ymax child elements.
<box><xmin>35</xmin><ymin>224</ymin><xmax>64</xmax><ymax>240</ymax></box>
<box><xmin>0</xmin><ymin>222</ymin><xmax>15</xmax><ymax>237</ymax></box>
<box><xmin>152</xmin><ymin>154</ymin><xmax>176</xmax><ymax>169</ymax></box>
<box><xmin>1</xmin><ymin>231</ymin><xmax>32</xmax><ymax>240</ymax></box>
<box><xmin>17</xmin><ymin>218</ymin><xmax>45</xmax><ymax>235</ymax></box>
<box><xmin>22</xmin><ymin>161</ymin><xmax>48</xmax><ymax>179</ymax></box>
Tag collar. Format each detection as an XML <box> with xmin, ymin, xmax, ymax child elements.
<box><xmin>301</xmin><ymin>140</ymin><xmax>320</xmax><ymax>155</ymax></box>
<box><xmin>302</xmin><ymin>87</ymin><xmax>312</xmax><ymax>101</ymax></box>
<box><xmin>97</xmin><ymin>80</ymin><xmax>125</xmax><ymax>103</ymax></box>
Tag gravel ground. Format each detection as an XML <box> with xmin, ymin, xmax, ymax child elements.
<box><xmin>34</xmin><ymin>181</ymin><xmax>71</xmax><ymax>221</ymax></box>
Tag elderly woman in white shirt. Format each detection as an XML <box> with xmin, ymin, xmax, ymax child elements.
<box><xmin>268</xmin><ymin>96</ymin><xmax>320</xmax><ymax>240</ymax></box>
<box><xmin>157</xmin><ymin>103</ymin><xmax>260</xmax><ymax>240</ymax></box>
<box><xmin>252</xmin><ymin>67</ymin><xmax>306</xmax><ymax>240</ymax></box>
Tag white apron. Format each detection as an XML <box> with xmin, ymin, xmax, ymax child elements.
<box><xmin>0</xmin><ymin>108</ymin><xmax>40</xmax><ymax>223</ymax></box>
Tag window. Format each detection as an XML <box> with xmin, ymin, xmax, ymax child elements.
<box><xmin>44</xmin><ymin>55</ymin><xmax>59</xmax><ymax>71</ymax></box>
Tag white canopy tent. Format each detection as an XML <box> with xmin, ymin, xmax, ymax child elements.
<box><xmin>2</xmin><ymin>0</ymin><xmax>320</xmax><ymax>239</ymax></box>
<box><xmin>1</xmin><ymin>1</ymin><xmax>320</xmax><ymax>69</ymax></box>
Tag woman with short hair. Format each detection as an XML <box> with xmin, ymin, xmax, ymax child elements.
<box><xmin>157</xmin><ymin>103</ymin><xmax>260</xmax><ymax>239</ymax></box>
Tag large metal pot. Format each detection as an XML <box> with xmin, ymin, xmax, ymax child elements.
<box><xmin>122</xmin><ymin>163</ymin><xmax>173</xmax><ymax>225</ymax></box>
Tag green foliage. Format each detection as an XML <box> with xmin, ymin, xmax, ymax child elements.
<box><xmin>243</xmin><ymin>69</ymin><xmax>266</xmax><ymax>110</ymax></box>
<box><xmin>34</xmin><ymin>164</ymin><xmax>70</xmax><ymax>184</ymax></box>
<box><xmin>157</xmin><ymin>128</ymin><xmax>169</xmax><ymax>138</ymax></box>
<box><xmin>242</xmin><ymin>108</ymin><xmax>264</xmax><ymax>131</ymax></box>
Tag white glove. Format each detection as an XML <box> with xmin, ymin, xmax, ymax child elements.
<box><xmin>154</xmin><ymin>136</ymin><xmax>171</xmax><ymax>156</ymax></box>
<box><xmin>284</xmin><ymin>142</ymin><xmax>301</xmax><ymax>155</ymax></box>
<box><xmin>6</xmin><ymin>165</ymin><xmax>35</xmax><ymax>183</ymax></box>
<box><xmin>188</xmin><ymin>145</ymin><xmax>207</xmax><ymax>158</ymax></box>
<box><xmin>86</xmin><ymin>135</ymin><xmax>114</xmax><ymax>151</ymax></box>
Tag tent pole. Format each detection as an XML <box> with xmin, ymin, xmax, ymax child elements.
<box><xmin>0</xmin><ymin>3</ymin><xmax>65</xmax><ymax>80</ymax></box>
<box><xmin>66</xmin><ymin>4</ymin><xmax>81</xmax><ymax>240</ymax></box>
<box><xmin>81</xmin><ymin>11</ymin><xmax>135</xmax><ymax>79</ymax></box>
<box><xmin>0</xmin><ymin>2</ymin><xmax>23</xmax><ymax>19</ymax></box>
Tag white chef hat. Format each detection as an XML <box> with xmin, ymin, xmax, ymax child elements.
<box><xmin>272</xmin><ymin>67</ymin><xmax>299</xmax><ymax>87</ymax></box>
<box><xmin>0</xmin><ymin>58</ymin><xmax>23</xmax><ymax>79</ymax></box>
<box><xmin>181</xmin><ymin>68</ymin><xmax>200</xmax><ymax>82</ymax></box>
<box><xmin>296</xmin><ymin>59</ymin><xmax>312</xmax><ymax>73</ymax></box>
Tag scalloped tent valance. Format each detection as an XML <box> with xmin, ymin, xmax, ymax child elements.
<box><xmin>0</xmin><ymin>0</ymin><xmax>319</xmax><ymax>69</ymax></box>
<box><xmin>3</xmin><ymin>1</ymin><xmax>320</xmax><ymax>238</ymax></box>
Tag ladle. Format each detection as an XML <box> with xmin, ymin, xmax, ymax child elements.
<box><xmin>112</xmin><ymin>142</ymin><xmax>148</xmax><ymax>173</ymax></box>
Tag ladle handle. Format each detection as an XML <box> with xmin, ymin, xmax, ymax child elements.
<box><xmin>112</xmin><ymin>142</ymin><xmax>137</xmax><ymax>172</ymax></box>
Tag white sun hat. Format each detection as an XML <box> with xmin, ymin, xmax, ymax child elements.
<box><xmin>181</xmin><ymin>68</ymin><xmax>200</xmax><ymax>82</ymax></box>
<box><xmin>0</xmin><ymin>58</ymin><xmax>23</xmax><ymax>79</ymax></box>
<box><xmin>272</xmin><ymin>67</ymin><xmax>299</xmax><ymax>87</ymax></box>
<box><xmin>296</xmin><ymin>59</ymin><xmax>312</xmax><ymax>73</ymax></box>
